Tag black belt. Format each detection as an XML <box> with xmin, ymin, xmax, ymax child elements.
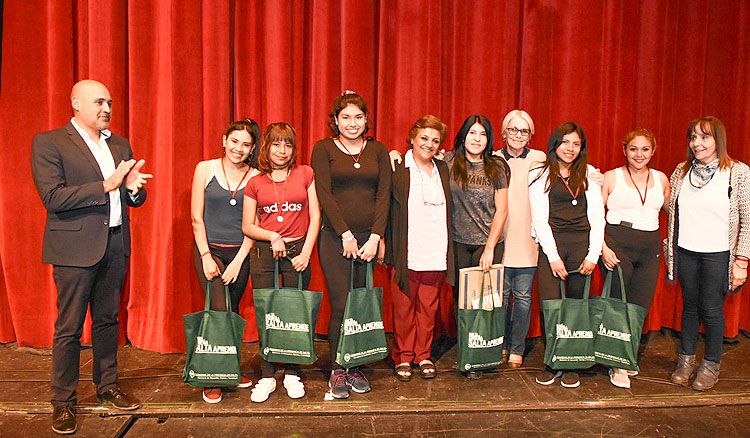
<box><xmin>109</xmin><ymin>225</ymin><xmax>122</xmax><ymax>234</ymax></box>
<box><xmin>253</xmin><ymin>237</ymin><xmax>305</xmax><ymax>257</ymax></box>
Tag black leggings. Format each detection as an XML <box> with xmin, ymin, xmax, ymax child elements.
<box><xmin>192</xmin><ymin>244</ymin><xmax>250</xmax><ymax>313</ymax></box>
<box><xmin>597</xmin><ymin>224</ymin><xmax>661</xmax><ymax>310</ymax></box>
<box><xmin>537</xmin><ymin>231</ymin><xmax>590</xmax><ymax>302</ymax></box>
<box><xmin>318</xmin><ymin>227</ymin><xmax>372</xmax><ymax>369</ymax></box>
<box><xmin>537</xmin><ymin>232</ymin><xmax>589</xmax><ymax>364</ymax></box>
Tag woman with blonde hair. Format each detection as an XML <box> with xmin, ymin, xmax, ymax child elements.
<box><xmin>497</xmin><ymin>110</ymin><xmax>546</xmax><ymax>369</ymax></box>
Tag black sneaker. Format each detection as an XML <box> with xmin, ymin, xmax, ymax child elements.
<box><xmin>329</xmin><ymin>369</ymin><xmax>349</xmax><ymax>399</ymax></box>
<box><xmin>347</xmin><ymin>368</ymin><xmax>371</xmax><ymax>393</ymax></box>
<box><xmin>463</xmin><ymin>370</ymin><xmax>483</xmax><ymax>380</ymax></box>
<box><xmin>535</xmin><ymin>369</ymin><xmax>562</xmax><ymax>385</ymax></box>
<box><xmin>560</xmin><ymin>372</ymin><xmax>580</xmax><ymax>388</ymax></box>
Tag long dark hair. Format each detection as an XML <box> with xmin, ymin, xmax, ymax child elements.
<box><xmin>224</xmin><ymin>118</ymin><xmax>261</xmax><ymax>168</ymax></box>
<box><xmin>530</xmin><ymin>121</ymin><xmax>588</xmax><ymax>192</ymax></box>
<box><xmin>451</xmin><ymin>115</ymin><xmax>509</xmax><ymax>189</ymax></box>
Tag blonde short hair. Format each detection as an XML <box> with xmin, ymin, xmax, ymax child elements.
<box><xmin>501</xmin><ymin>110</ymin><xmax>535</xmax><ymax>137</ymax></box>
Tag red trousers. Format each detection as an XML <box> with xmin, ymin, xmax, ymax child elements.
<box><xmin>391</xmin><ymin>269</ymin><xmax>446</xmax><ymax>365</ymax></box>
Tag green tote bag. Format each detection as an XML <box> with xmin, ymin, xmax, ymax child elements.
<box><xmin>589</xmin><ymin>266</ymin><xmax>648</xmax><ymax>371</ymax></box>
<box><xmin>335</xmin><ymin>260</ymin><xmax>388</xmax><ymax>369</ymax></box>
<box><xmin>253</xmin><ymin>260</ymin><xmax>323</xmax><ymax>365</ymax></box>
<box><xmin>542</xmin><ymin>270</ymin><xmax>596</xmax><ymax>370</ymax></box>
<box><xmin>183</xmin><ymin>282</ymin><xmax>246</xmax><ymax>387</ymax></box>
<box><xmin>457</xmin><ymin>269</ymin><xmax>506</xmax><ymax>372</ymax></box>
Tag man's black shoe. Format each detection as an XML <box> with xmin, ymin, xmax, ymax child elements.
<box><xmin>51</xmin><ymin>405</ymin><xmax>77</xmax><ymax>435</ymax></box>
<box><xmin>98</xmin><ymin>385</ymin><xmax>141</xmax><ymax>410</ymax></box>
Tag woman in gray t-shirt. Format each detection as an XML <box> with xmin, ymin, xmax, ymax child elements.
<box><xmin>444</xmin><ymin>115</ymin><xmax>509</xmax><ymax>268</ymax></box>
<box><xmin>443</xmin><ymin>115</ymin><xmax>510</xmax><ymax>377</ymax></box>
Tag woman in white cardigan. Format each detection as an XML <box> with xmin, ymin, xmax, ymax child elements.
<box><xmin>664</xmin><ymin>116</ymin><xmax>750</xmax><ymax>391</ymax></box>
<box><xmin>528</xmin><ymin>121</ymin><xmax>605</xmax><ymax>389</ymax></box>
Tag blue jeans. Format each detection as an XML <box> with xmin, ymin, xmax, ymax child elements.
<box><xmin>502</xmin><ymin>267</ymin><xmax>537</xmax><ymax>356</ymax></box>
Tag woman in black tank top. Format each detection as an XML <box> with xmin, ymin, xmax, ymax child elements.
<box><xmin>189</xmin><ymin>119</ymin><xmax>261</xmax><ymax>404</ymax></box>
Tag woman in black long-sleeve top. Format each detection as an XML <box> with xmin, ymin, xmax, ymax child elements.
<box><xmin>310</xmin><ymin>91</ymin><xmax>392</xmax><ymax>399</ymax></box>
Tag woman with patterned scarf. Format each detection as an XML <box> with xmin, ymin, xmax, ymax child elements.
<box><xmin>664</xmin><ymin>116</ymin><xmax>750</xmax><ymax>391</ymax></box>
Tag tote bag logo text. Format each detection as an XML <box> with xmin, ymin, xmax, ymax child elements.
<box><xmin>556</xmin><ymin>323</ymin><xmax>593</xmax><ymax>339</ymax></box>
<box><xmin>194</xmin><ymin>336</ymin><xmax>237</xmax><ymax>354</ymax></box>
<box><xmin>343</xmin><ymin>318</ymin><xmax>384</xmax><ymax>336</ymax></box>
<box><xmin>265</xmin><ymin>313</ymin><xmax>309</xmax><ymax>332</ymax></box>
<box><xmin>597</xmin><ymin>323</ymin><xmax>632</xmax><ymax>342</ymax></box>
<box><xmin>467</xmin><ymin>332</ymin><xmax>504</xmax><ymax>348</ymax></box>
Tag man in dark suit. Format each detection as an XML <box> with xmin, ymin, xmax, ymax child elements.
<box><xmin>31</xmin><ymin>80</ymin><xmax>152</xmax><ymax>435</ymax></box>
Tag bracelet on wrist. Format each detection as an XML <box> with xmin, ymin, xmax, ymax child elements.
<box><xmin>271</xmin><ymin>235</ymin><xmax>283</xmax><ymax>245</ymax></box>
<box><xmin>342</xmin><ymin>235</ymin><xmax>354</xmax><ymax>242</ymax></box>
<box><xmin>200</xmin><ymin>251</ymin><xmax>211</xmax><ymax>258</ymax></box>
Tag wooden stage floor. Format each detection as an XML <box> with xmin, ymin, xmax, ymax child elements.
<box><xmin>1</xmin><ymin>330</ymin><xmax>749</xmax><ymax>437</ymax></box>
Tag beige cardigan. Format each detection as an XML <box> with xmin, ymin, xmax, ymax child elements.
<box><xmin>664</xmin><ymin>160</ymin><xmax>750</xmax><ymax>291</ymax></box>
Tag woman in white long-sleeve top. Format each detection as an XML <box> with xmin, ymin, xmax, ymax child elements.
<box><xmin>528</xmin><ymin>121</ymin><xmax>605</xmax><ymax>389</ymax></box>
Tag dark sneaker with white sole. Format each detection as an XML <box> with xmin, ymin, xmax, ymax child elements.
<box><xmin>535</xmin><ymin>369</ymin><xmax>562</xmax><ymax>386</ymax></box>
<box><xmin>329</xmin><ymin>369</ymin><xmax>350</xmax><ymax>399</ymax></box>
<box><xmin>347</xmin><ymin>368</ymin><xmax>371</xmax><ymax>393</ymax></box>
<box><xmin>560</xmin><ymin>372</ymin><xmax>580</xmax><ymax>388</ymax></box>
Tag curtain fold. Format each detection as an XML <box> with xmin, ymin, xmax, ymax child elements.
<box><xmin>2</xmin><ymin>0</ymin><xmax>748</xmax><ymax>352</ymax></box>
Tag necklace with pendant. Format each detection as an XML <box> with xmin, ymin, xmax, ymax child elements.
<box><xmin>269</xmin><ymin>168</ymin><xmax>291</xmax><ymax>223</ymax></box>
<box><xmin>336</xmin><ymin>138</ymin><xmax>366</xmax><ymax>169</ymax></box>
<box><xmin>561</xmin><ymin>176</ymin><xmax>580</xmax><ymax>206</ymax></box>
<box><xmin>221</xmin><ymin>158</ymin><xmax>251</xmax><ymax>206</ymax></box>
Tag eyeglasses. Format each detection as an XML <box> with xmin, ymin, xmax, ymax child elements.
<box><xmin>507</xmin><ymin>127</ymin><xmax>531</xmax><ymax>137</ymax></box>
<box><xmin>417</xmin><ymin>168</ymin><xmax>445</xmax><ymax>207</ymax></box>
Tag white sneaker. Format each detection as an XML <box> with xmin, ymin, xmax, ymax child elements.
<box><xmin>609</xmin><ymin>368</ymin><xmax>631</xmax><ymax>389</ymax></box>
<box><xmin>283</xmin><ymin>374</ymin><xmax>305</xmax><ymax>399</ymax></box>
<box><xmin>251</xmin><ymin>377</ymin><xmax>277</xmax><ymax>402</ymax></box>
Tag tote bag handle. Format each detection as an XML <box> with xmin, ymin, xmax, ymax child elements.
<box><xmin>601</xmin><ymin>265</ymin><xmax>627</xmax><ymax>302</ymax></box>
<box><xmin>204</xmin><ymin>281</ymin><xmax>232</xmax><ymax>314</ymax></box>
<box><xmin>272</xmin><ymin>258</ymin><xmax>305</xmax><ymax>290</ymax></box>
<box><xmin>349</xmin><ymin>259</ymin><xmax>375</xmax><ymax>291</ymax></box>
<box><xmin>558</xmin><ymin>269</ymin><xmax>591</xmax><ymax>300</ymax></box>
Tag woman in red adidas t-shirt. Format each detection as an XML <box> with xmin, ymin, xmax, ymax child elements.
<box><xmin>243</xmin><ymin>122</ymin><xmax>321</xmax><ymax>403</ymax></box>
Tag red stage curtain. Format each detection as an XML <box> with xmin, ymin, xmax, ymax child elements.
<box><xmin>1</xmin><ymin>0</ymin><xmax>749</xmax><ymax>352</ymax></box>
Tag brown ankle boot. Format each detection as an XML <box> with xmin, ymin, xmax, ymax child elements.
<box><xmin>691</xmin><ymin>359</ymin><xmax>720</xmax><ymax>391</ymax></box>
<box><xmin>670</xmin><ymin>354</ymin><xmax>695</xmax><ymax>385</ymax></box>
